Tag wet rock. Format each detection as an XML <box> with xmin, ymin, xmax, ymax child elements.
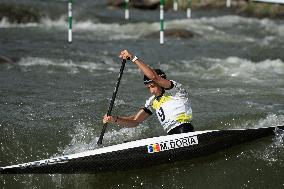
<box><xmin>132</xmin><ymin>0</ymin><xmax>160</xmax><ymax>9</ymax></box>
<box><xmin>107</xmin><ymin>0</ymin><xmax>124</xmax><ymax>7</ymax></box>
<box><xmin>0</xmin><ymin>3</ymin><xmax>40</xmax><ymax>23</ymax></box>
<box><xmin>145</xmin><ymin>29</ymin><xmax>195</xmax><ymax>39</ymax></box>
<box><xmin>108</xmin><ymin>0</ymin><xmax>160</xmax><ymax>9</ymax></box>
<box><xmin>0</xmin><ymin>55</ymin><xmax>14</xmax><ymax>64</ymax></box>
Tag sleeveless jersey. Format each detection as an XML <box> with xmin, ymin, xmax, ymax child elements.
<box><xmin>144</xmin><ymin>80</ymin><xmax>192</xmax><ymax>133</ymax></box>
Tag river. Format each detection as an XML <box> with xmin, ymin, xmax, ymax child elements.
<box><xmin>0</xmin><ymin>0</ymin><xmax>284</xmax><ymax>188</ymax></box>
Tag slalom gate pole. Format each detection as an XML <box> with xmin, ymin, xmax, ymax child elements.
<box><xmin>125</xmin><ymin>0</ymin><xmax>129</xmax><ymax>19</ymax></box>
<box><xmin>160</xmin><ymin>0</ymin><xmax>165</xmax><ymax>45</ymax></box>
<box><xmin>174</xmin><ymin>0</ymin><xmax>178</xmax><ymax>11</ymax></box>
<box><xmin>226</xmin><ymin>0</ymin><xmax>231</xmax><ymax>7</ymax></box>
<box><xmin>187</xmin><ymin>0</ymin><xmax>192</xmax><ymax>18</ymax></box>
<box><xmin>68</xmin><ymin>0</ymin><xmax>73</xmax><ymax>43</ymax></box>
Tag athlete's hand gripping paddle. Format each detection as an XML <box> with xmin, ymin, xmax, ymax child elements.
<box><xmin>97</xmin><ymin>59</ymin><xmax>126</xmax><ymax>145</ymax></box>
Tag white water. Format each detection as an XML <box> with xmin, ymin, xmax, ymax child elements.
<box><xmin>1</xmin><ymin>15</ymin><xmax>284</xmax><ymax>41</ymax></box>
<box><xmin>17</xmin><ymin>56</ymin><xmax>284</xmax><ymax>83</ymax></box>
<box><xmin>56</xmin><ymin>121</ymin><xmax>150</xmax><ymax>155</ymax></box>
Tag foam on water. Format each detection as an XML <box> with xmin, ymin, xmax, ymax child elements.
<box><xmin>36</xmin><ymin>17</ymin><xmax>157</xmax><ymax>39</ymax></box>
<box><xmin>16</xmin><ymin>56</ymin><xmax>284</xmax><ymax>87</ymax></box>
<box><xmin>183</xmin><ymin>57</ymin><xmax>284</xmax><ymax>84</ymax></box>
<box><xmin>39</xmin><ymin>16</ymin><xmax>67</xmax><ymax>30</ymax></box>
<box><xmin>215</xmin><ymin>113</ymin><xmax>284</xmax><ymax>130</ymax></box>
<box><xmin>17</xmin><ymin>57</ymin><xmax>111</xmax><ymax>74</ymax></box>
<box><xmin>2</xmin><ymin>15</ymin><xmax>283</xmax><ymax>43</ymax></box>
<box><xmin>0</xmin><ymin>17</ymin><xmax>38</xmax><ymax>28</ymax></box>
<box><xmin>190</xmin><ymin>15</ymin><xmax>284</xmax><ymax>37</ymax></box>
<box><xmin>260</xmin><ymin>18</ymin><xmax>284</xmax><ymax>37</ymax></box>
<box><xmin>16</xmin><ymin>57</ymin><xmax>142</xmax><ymax>75</ymax></box>
<box><xmin>214</xmin><ymin>57</ymin><xmax>283</xmax><ymax>77</ymax></box>
<box><xmin>170</xmin><ymin>57</ymin><xmax>284</xmax><ymax>85</ymax></box>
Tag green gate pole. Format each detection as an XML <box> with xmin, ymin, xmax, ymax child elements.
<box><xmin>125</xmin><ymin>0</ymin><xmax>129</xmax><ymax>19</ymax></box>
<box><xmin>187</xmin><ymin>0</ymin><xmax>192</xmax><ymax>18</ymax></box>
<box><xmin>226</xmin><ymin>0</ymin><xmax>231</xmax><ymax>7</ymax></box>
<box><xmin>68</xmin><ymin>0</ymin><xmax>73</xmax><ymax>43</ymax></box>
<box><xmin>174</xmin><ymin>0</ymin><xmax>178</xmax><ymax>11</ymax></box>
<box><xmin>160</xmin><ymin>0</ymin><xmax>165</xmax><ymax>45</ymax></box>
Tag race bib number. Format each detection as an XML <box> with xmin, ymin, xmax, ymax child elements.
<box><xmin>157</xmin><ymin>107</ymin><xmax>165</xmax><ymax>123</ymax></box>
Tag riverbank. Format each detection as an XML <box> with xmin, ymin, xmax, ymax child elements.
<box><xmin>107</xmin><ymin>0</ymin><xmax>284</xmax><ymax>19</ymax></box>
<box><xmin>0</xmin><ymin>1</ymin><xmax>65</xmax><ymax>23</ymax></box>
<box><xmin>167</xmin><ymin>0</ymin><xmax>284</xmax><ymax>18</ymax></box>
<box><xmin>1</xmin><ymin>0</ymin><xmax>283</xmax><ymax>25</ymax></box>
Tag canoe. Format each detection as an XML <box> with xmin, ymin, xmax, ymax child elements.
<box><xmin>0</xmin><ymin>125</ymin><xmax>283</xmax><ymax>174</ymax></box>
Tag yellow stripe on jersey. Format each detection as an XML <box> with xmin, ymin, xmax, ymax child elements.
<box><xmin>152</xmin><ymin>96</ymin><xmax>173</xmax><ymax>110</ymax></box>
<box><xmin>176</xmin><ymin>113</ymin><xmax>192</xmax><ymax>123</ymax></box>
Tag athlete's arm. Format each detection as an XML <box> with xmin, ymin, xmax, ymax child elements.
<box><xmin>103</xmin><ymin>109</ymin><xmax>150</xmax><ymax>128</ymax></box>
<box><xmin>119</xmin><ymin>50</ymin><xmax>172</xmax><ymax>89</ymax></box>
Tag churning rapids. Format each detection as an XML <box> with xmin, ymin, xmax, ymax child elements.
<box><xmin>0</xmin><ymin>0</ymin><xmax>283</xmax><ymax>188</ymax></box>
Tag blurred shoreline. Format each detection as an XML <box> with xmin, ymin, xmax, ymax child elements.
<box><xmin>0</xmin><ymin>0</ymin><xmax>283</xmax><ymax>25</ymax></box>
<box><xmin>108</xmin><ymin>0</ymin><xmax>284</xmax><ymax>19</ymax></box>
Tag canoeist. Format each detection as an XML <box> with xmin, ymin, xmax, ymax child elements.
<box><xmin>103</xmin><ymin>50</ymin><xmax>194</xmax><ymax>135</ymax></box>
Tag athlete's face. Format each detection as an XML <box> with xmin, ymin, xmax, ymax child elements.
<box><xmin>146</xmin><ymin>82</ymin><xmax>163</xmax><ymax>96</ymax></box>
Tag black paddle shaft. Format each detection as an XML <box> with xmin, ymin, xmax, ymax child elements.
<box><xmin>97</xmin><ymin>59</ymin><xmax>126</xmax><ymax>145</ymax></box>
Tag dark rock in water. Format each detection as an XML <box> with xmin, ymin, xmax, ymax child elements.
<box><xmin>0</xmin><ymin>3</ymin><xmax>40</xmax><ymax>23</ymax></box>
<box><xmin>108</xmin><ymin>0</ymin><xmax>160</xmax><ymax>9</ymax></box>
<box><xmin>145</xmin><ymin>29</ymin><xmax>195</xmax><ymax>39</ymax></box>
<box><xmin>0</xmin><ymin>55</ymin><xmax>14</xmax><ymax>64</ymax></box>
<box><xmin>132</xmin><ymin>0</ymin><xmax>160</xmax><ymax>9</ymax></box>
<box><xmin>107</xmin><ymin>0</ymin><xmax>124</xmax><ymax>7</ymax></box>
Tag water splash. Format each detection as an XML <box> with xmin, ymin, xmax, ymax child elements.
<box><xmin>56</xmin><ymin>121</ymin><xmax>96</xmax><ymax>155</ymax></box>
<box><xmin>236</xmin><ymin>126</ymin><xmax>284</xmax><ymax>167</ymax></box>
<box><xmin>273</xmin><ymin>127</ymin><xmax>284</xmax><ymax>147</ymax></box>
<box><xmin>51</xmin><ymin>174</ymin><xmax>63</xmax><ymax>188</ymax></box>
<box><xmin>249</xmin><ymin>126</ymin><xmax>284</xmax><ymax>165</ymax></box>
<box><xmin>256</xmin><ymin>114</ymin><xmax>284</xmax><ymax>129</ymax></box>
<box><xmin>55</xmin><ymin>120</ymin><xmax>150</xmax><ymax>156</ymax></box>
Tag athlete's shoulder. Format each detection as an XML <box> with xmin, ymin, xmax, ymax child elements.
<box><xmin>170</xmin><ymin>80</ymin><xmax>179</xmax><ymax>87</ymax></box>
<box><xmin>167</xmin><ymin>80</ymin><xmax>188</xmax><ymax>97</ymax></box>
<box><xmin>145</xmin><ymin>95</ymin><xmax>155</xmax><ymax>106</ymax></box>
